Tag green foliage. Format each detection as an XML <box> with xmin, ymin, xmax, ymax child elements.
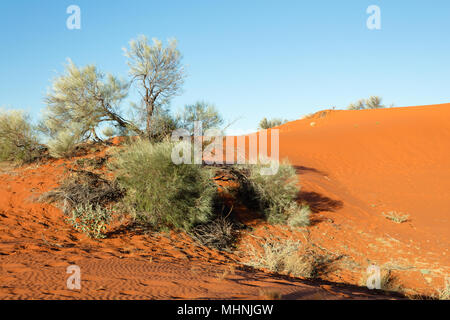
<box><xmin>111</xmin><ymin>139</ymin><xmax>217</xmax><ymax>231</ymax></box>
<box><xmin>68</xmin><ymin>203</ymin><xmax>113</xmax><ymax>239</ymax></box>
<box><xmin>258</xmin><ymin>118</ymin><xmax>287</xmax><ymax>130</ymax></box>
<box><xmin>41</xmin><ymin>59</ymin><xmax>139</xmax><ymax>142</ymax></box>
<box><xmin>47</xmin><ymin>126</ymin><xmax>82</xmax><ymax>158</ymax></box>
<box><xmin>124</xmin><ymin>36</ymin><xmax>185</xmax><ymax>139</ymax></box>
<box><xmin>0</xmin><ymin>109</ymin><xmax>40</xmax><ymax>163</ymax></box>
<box><xmin>178</xmin><ymin>101</ymin><xmax>224</xmax><ymax>135</ymax></box>
<box><xmin>348</xmin><ymin>96</ymin><xmax>385</xmax><ymax>110</ymax></box>
<box><xmin>234</xmin><ymin>160</ymin><xmax>309</xmax><ymax>226</ymax></box>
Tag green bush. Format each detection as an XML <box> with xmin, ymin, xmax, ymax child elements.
<box><xmin>47</xmin><ymin>127</ymin><xmax>81</xmax><ymax>158</ymax></box>
<box><xmin>234</xmin><ymin>160</ymin><xmax>310</xmax><ymax>226</ymax></box>
<box><xmin>0</xmin><ymin>109</ymin><xmax>40</xmax><ymax>163</ymax></box>
<box><xmin>258</xmin><ymin>118</ymin><xmax>288</xmax><ymax>130</ymax></box>
<box><xmin>111</xmin><ymin>140</ymin><xmax>217</xmax><ymax>231</ymax></box>
<box><xmin>68</xmin><ymin>203</ymin><xmax>113</xmax><ymax>239</ymax></box>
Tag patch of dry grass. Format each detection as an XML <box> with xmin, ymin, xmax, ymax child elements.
<box><xmin>382</xmin><ymin>211</ymin><xmax>410</xmax><ymax>223</ymax></box>
<box><xmin>243</xmin><ymin>237</ymin><xmax>335</xmax><ymax>279</ymax></box>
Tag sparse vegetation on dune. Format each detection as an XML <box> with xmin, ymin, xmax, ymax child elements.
<box><xmin>231</xmin><ymin>161</ymin><xmax>311</xmax><ymax>227</ymax></box>
<box><xmin>258</xmin><ymin>118</ymin><xmax>288</xmax><ymax>130</ymax></box>
<box><xmin>244</xmin><ymin>237</ymin><xmax>334</xmax><ymax>279</ymax></box>
<box><xmin>0</xmin><ymin>109</ymin><xmax>42</xmax><ymax>164</ymax></box>
<box><xmin>437</xmin><ymin>278</ymin><xmax>450</xmax><ymax>300</ymax></box>
<box><xmin>382</xmin><ymin>211</ymin><xmax>410</xmax><ymax>223</ymax></box>
<box><xmin>347</xmin><ymin>96</ymin><xmax>392</xmax><ymax>110</ymax></box>
<box><xmin>68</xmin><ymin>203</ymin><xmax>114</xmax><ymax>239</ymax></box>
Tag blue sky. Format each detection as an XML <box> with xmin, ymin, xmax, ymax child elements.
<box><xmin>1</xmin><ymin>0</ymin><xmax>449</xmax><ymax>134</ymax></box>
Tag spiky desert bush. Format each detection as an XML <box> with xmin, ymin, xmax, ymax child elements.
<box><xmin>68</xmin><ymin>203</ymin><xmax>113</xmax><ymax>239</ymax></box>
<box><xmin>111</xmin><ymin>139</ymin><xmax>217</xmax><ymax>231</ymax></box>
<box><xmin>191</xmin><ymin>216</ymin><xmax>237</xmax><ymax>251</ymax></box>
<box><xmin>233</xmin><ymin>160</ymin><xmax>310</xmax><ymax>226</ymax></box>
<box><xmin>244</xmin><ymin>238</ymin><xmax>332</xmax><ymax>279</ymax></box>
<box><xmin>0</xmin><ymin>109</ymin><xmax>40</xmax><ymax>163</ymax></box>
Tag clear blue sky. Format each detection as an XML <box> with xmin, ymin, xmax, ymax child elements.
<box><xmin>1</xmin><ymin>0</ymin><xmax>449</xmax><ymax>134</ymax></box>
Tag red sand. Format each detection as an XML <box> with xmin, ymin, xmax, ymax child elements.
<box><xmin>0</xmin><ymin>103</ymin><xmax>449</xmax><ymax>299</ymax></box>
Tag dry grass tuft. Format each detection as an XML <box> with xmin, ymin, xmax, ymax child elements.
<box><xmin>382</xmin><ymin>211</ymin><xmax>410</xmax><ymax>223</ymax></box>
<box><xmin>244</xmin><ymin>237</ymin><xmax>335</xmax><ymax>279</ymax></box>
<box><xmin>191</xmin><ymin>215</ymin><xmax>238</xmax><ymax>251</ymax></box>
<box><xmin>437</xmin><ymin>278</ymin><xmax>450</xmax><ymax>300</ymax></box>
<box><xmin>39</xmin><ymin>169</ymin><xmax>124</xmax><ymax>215</ymax></box>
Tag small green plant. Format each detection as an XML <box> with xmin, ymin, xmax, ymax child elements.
<box><xmin>382</xmin><ymin>211</ymin><xmax>410</xmax><ymax>223</ymax></box>
<box><xmin>68</xmin><ymin>203</ymin><xmax>113</xmax><ymax>239</ymax></box>
<box><xmin>111</xmin><ymin>139</ymin><xmax>217</xmax><ymax>232</ymax></box>
<box><xmin>190</xmin><ymin>216</ymin><xmax>237</xmax><ymax>251</ymax></box>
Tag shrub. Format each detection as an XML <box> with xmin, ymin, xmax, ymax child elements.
<box><xmin>39</xmin><ymin>169</ymin><xmax>124</xmax><ymax>215</ymax></box>
<box><xmin>0</xmin><ymin>109</ymin><xmax>40</xmax><ymax>163</ymax></box>
<box><xmin>191</xmin><ymin>216</ymin><xmax>237</xmax><ymax>251</ymax></box>
<box><xmin>347</xmin><ymin>96</ymin><xmax>385</xmax><ymax>110</ymax></box>
<box><xmin>47</xmin><ymin>127</ymin><xmax>81</xmax><ymax>158</ymax></box>
<box><xmin>287</xmin><ymin>203</ymin><xmax>311</xmax><ymax>227</ymax></box>
<box><xmin>68</xmin><ymin>203</ymin><xmax>113</xmax><ymax>239</ymax></box>
<box><xmin>233</xmin><ymin>160</ymin><xmax>309</xmax><ymax>226</ymax></box>
<box><xmin>258</xmin><ymin>118</ymin><xmax>287</xmax><ymax>130</ymax></box>
<box><xmin>244</xmin><ymin>238</ymin><xmax>332</xmax><ymax>279</ymax></box>
<box><xmin>111</xmin><ymin>139</ymin><xmax>217</xmax><ymax>231</ymax></box>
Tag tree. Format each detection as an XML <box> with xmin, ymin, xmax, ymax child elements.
<box><xmin>347</xmin><ymin>96</ymin><xmax>385</xmax><ymax>110</ymax></box>
<box><xmin>41</xmin><ymin>59</ymin><xmax>141</xmax><ymax>143</ymax></box>
<box><xmin>178</xmin><ymin>101</ymin><xmax>224</xmax><ymax>135</ymax></box>
<box><xmin>124</xmin><ymin>36</ymin><xmax>186</xmax><ymax>140</ymax></box>
<box><xmin>258</xmin><ymin>118</ymin><xmax>287</xmax><ymax>130</ymax></box>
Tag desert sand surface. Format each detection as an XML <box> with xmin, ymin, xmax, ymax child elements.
<box><xmin>0</xmin><ymin>103</ymin><xmax>448</xmax><ymax>299</ymax></box>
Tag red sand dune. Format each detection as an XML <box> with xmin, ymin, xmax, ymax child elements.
<box><xmin>0</xmin><ymin>103</ymin><xmax>448</xmax><ymax>299</ymax></box>
<box><xmin>275</xmin><ymin>103</ymin><xmax>450</xmax><ymax>294</ymax></box>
